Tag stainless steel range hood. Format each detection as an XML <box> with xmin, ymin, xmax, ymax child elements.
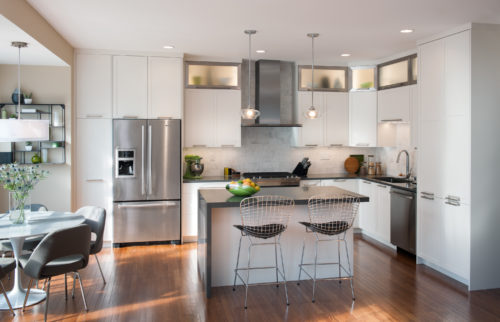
<box><xmin>242</xmin><ymin>60</ymin><xmax>301</xmax><ymax>127</ymax></box>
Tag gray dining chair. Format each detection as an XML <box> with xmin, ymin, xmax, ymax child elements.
<box><xmin>19</xmin><ymin>224</ymin><xmax>91</xmax><ymax>322</ymax></box>
<box><xmin>75</xmin><ymin>206</ymin><xmax>107</xmax><ymax>284</ymax></box>
<box><xmin>0</xmin><ymin>258</ymin><xmax>16</xmax><ymax>316</ymax></box>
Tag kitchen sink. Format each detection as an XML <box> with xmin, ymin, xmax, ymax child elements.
<box><xmin>376</xmin><ymin>177</ymin><xmax>414</xmax><ymax>184</ymax></box>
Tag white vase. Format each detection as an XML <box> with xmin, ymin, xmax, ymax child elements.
<box><xmin>25</xmin><ymin>145</ymin><xmax>32</xmax><ymax>151</ymax></box>
<box><xmin>24</xmin><ymin>98</ymin><xmax>32</xmax><ymax>104</ymax></box>
<box><xmin>8</xmin><ymin>191</ymin><xmax>31</xmax><ymax>224</ymax></box>
<box><xmin>41</xmin><ymin>148</ymin><xmax>48</xmax><ymax>163</ymax></box>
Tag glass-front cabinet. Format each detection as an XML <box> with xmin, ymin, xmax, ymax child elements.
<box><xmin>185</xmin><ymin>62</ymin><xmax>240</xmax><ymax>89</ymax></box>
<box><xmin>298</xmin><ymin>66</ymin><xmax>348</xmax><ymax>91</ymax></box>
<box><xmin>377</xmin><ymin>54</ymin><xmax>417</xmax><ymax>90</ymax></box>
<box><xmin>351</xmin><ymin>66</ymin><xmax>376</xmax><ymax>90</ymax></box>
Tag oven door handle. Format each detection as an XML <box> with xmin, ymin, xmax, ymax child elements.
<box><xmin>390</xmin><ymin>190</ymin><xmax>414</xmax><ymax>200</ymax></box>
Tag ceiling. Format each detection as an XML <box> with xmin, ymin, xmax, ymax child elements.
<box><xmin>27</xmin><ymin>0</ymin><xmax>500</xmax><ymax>65</ymax></box>
<box><xmin>0</xmin><ymin>15</ymin><xmax>67</xmax><ymax>66</ymax></box>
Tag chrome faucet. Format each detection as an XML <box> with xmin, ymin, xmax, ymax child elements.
<box><xmin>396</xmin><ymin>149</ymin><xmax>410</xmax><ymax>179</ymax></box>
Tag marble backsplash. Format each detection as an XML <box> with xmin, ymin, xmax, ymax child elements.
<box><xmin>183</xmin><ymin>127</ymin><xmax>416</xmax><ymax>177</ymax></box>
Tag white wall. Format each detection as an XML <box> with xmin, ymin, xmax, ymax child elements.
<box><xmin>0</xmin><ymin>64</ymin><xmax>71</xmax><ymax>212</ymax></box>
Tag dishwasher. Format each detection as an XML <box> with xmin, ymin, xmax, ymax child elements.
<box><xmin>390</xmin><ymin>188</ymin><xmax>416</xmax><ymax>254</ymax></box>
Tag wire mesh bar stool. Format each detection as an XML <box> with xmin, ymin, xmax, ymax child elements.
<box><xmin>232</xmin><ymin>195</ymin><xmax>295</xmax><ymax>309</ymax></box>
<box><xmin>297</xmin><ymin>194</ymin><xmax>360</xmax><ymax>303</ymax></box>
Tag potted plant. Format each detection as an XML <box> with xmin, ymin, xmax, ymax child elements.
<box><xmin>25</xmin><ymin>141</ymin><xmax>33</xmax><ymax>151</ymax></box>
<box><xmin>0</xmin><ymin>163</ymin><xmax>48</xmax><ymax>224</ymax></box>
<box><xmin>24</xmin><ymin>92</ymin><xmax>33</xmax><ymax>104</ymax></box>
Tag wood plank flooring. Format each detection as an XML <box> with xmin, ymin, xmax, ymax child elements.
<box><xmin>1</xmin><ymin>235</ymin><xmax>499</xmax><ymax>321</ymax></box>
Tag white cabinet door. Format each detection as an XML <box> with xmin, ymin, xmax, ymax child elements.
<box><xmin>215</xmin><ymin>90</ymin><xmax>241</xmax><ymax>147</ymax></box>
<box><xmin>113</xmin><ymin>56</ymin><xmax>148</xmax><ymax>119</ymax></box>
<box><xmin>76</xmin><ymin>119</ymin><xmax>113</xmax><ymax>240</ymax></box>
<box><xmin>184</xmin><ymin>89</ymin><xmax>216</xmax><ymax>147</ymax></box>
<box><xmin>377</xmin><ymin>86</ymin><xmax>410</xmax><ymax>122</ymax></box>
<box><xmin>375</xmin><ymin>184</ymin><xmax>391</xmax><ymax>243</ymax></box>
<box><xmin>358</xmin><ymin>180</ymin><xmax>376</xmax><ymax>235</ymax></box>
<box><xmin>410</xmin><ymin>84</ymin><xmax>418</xmax><ymax>148</ymax></box>
<box><xmin>417</xmin><ymin>195</ymin><xmax>445</xmax><ymax>266</ymax></box>
<box><xmin>419</xmin><ymin>39</ymin><xmax>445</xmax><ymax>122</ymax></box>
<box><xmin>297</xmin><ymin>91</ymin><xmax>324</xmax><ymax>147</ymax></box>
<box><xmin>324</xmin><ymin>92</ymin><xmax>349</xmax><ymax>146</ymax></box>
<box><xmin>349</xmin><ymin>91</ymin><xmax>377</xmax><ymax>147</ymax></box>
<box><xmin>418</xmin><ymin>120</ymin><xmax>446</xmax><ymax>199</ymax></box>
<box><xmin>444</xmin><ymin>31</ymin><xmax>470</xmax><ymax>118</ymax></box>
<box><xmin>148</xmin><ymin>57</ymin><xmax>183</xmax><ymax>119</ymax></box>
<box><xmin>76</xmin><ymin>54</ymin><xmax>112</xmax><ymax>118</ymax></box>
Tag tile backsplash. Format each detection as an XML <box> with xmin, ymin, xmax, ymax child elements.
<box><xmin>183</xmin><ymin>127</ymin><xmax>418</xmax><ymax>177</ymax></box>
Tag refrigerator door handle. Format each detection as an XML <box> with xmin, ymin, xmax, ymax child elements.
<box><xmin>148</xmin><ymin>124</ymin><xmax>153</xmax><ymax>195</ymax></box>
<box><xmin>141</xmin><ymin>125</ymin><xmax>146</xmax><ymax>195</ymax></box>
<box><xmin>116</xmin><ymin>201</ymin><xmax>179</xmax><ymax>208</ymax></box>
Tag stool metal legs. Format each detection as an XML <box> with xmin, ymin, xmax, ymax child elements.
<box><xmin>232</xmin><ymin>234</ymin><xmax>289</xmax><ymax>309</ymax></box>
<box><xmin>297</xmin><ymin>233</ymin><xmax>355</xmax><ymax>303</ymax></box>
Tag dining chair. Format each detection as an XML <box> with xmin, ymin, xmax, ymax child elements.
<box><xmin>19</xmin><ymin>224</ymin><xmax>91</xmax><ymax>322</ymax></box>
<box><xmin>0</xmin><ymin>258</ymin><xmax>16</xmax><ymax>316</ymax></box>
<box><xmin>297</xmin><ymin>194</ymin><xmax>360</xmax><ymax>303</ymax></box>
<box><xmin>75</xmin><ymin>206</ymin><xmax>107</xmax><ymax>284</ymax></box>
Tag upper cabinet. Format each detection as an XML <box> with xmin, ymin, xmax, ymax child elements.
<box><xmin>76</xmin><ymin>54</ymin><xmax>112</xmax><ymax>118</ymax></box>
<box><xmin>113</xmin><ymin>56</ymin><xmax>148</xmax><ymax>119</ymax></box>
<box><xmin>349</xmin><ymin>91</ymin><xmax>377</xmax><ymax>147</ymax></box>
<box><xmin>351</xmin><ymin>66</ymin><xmax>376</xmax><ymax>91</ymax></box>
<box><xmin>298</xmin><ymin>66</ymin><xmax>348</xmax><ymax>92</ymax></box>
<box><xmin>185</xmin><ymin>62</ymin><xmax>240</xmax><ymax>89</ymax></box>
<box><xmin>377</xmin><ymin>86</ymin><xmax>410</xmax><ymax>122</ymax></box>
<box><xmin>148</xmin><ymin>57</ymin><xmax>183</xmax><ymax>119</ymax></box>
<box><xmin>378</xmin><ymin>54</ymin><xmax>417</xmax><ymax>90</ymax></box>
<box><xmin>184</xmin><ymin>89</ymin><xmax>241</xmax><ymax>148</ymax></box>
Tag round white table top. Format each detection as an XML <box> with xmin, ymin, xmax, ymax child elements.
<box><xmin>0</xmin><ymin>211</ymin><xmax>85</xmax><ymax>239</ymax></box>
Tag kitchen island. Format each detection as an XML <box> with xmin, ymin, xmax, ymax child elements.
<box><xmin>197</xmin><ymin>186</ymin><xmax>369</xmax><ymax>297</ymax></box>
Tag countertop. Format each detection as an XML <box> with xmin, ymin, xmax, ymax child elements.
<box><xmin>198</xmin><ymin>185</ymin><xmax>370</xmax><ymax>208</ymax></box>
<box><xmin>185</xmin><ymin>173</ymin><xmax>417</xmax><ymax>193</ymax></box>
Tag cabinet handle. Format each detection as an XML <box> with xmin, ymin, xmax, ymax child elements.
<box><xmin>445</xmin><ymin>201</ymin><xmax>461</xmax><ymax>207</ymax></box>
<box><xmin>192</xmin><ymin>144</ymin><xmax>207</xmax><ymax>148</ymax></box>
<box><xmin>356</xmin><ymin>143</ymin><xmax>369</xmax><ymax>147</ymax></box>
<box><xmin>123</xmin><ymin>115</ymin><xmax>139</xmax><ymax>119</ymax></box>
<box><xmin>86</xmin><ymin>179</ymin><xmax>104</xmax><ymax>182</ymax></box>
<box><xmin>221</xmin><ymin>144</ymin><xmax>235</xmax><ymax>148</ymax></box>
<box><xmin>421</xmin><ymin>191</ymin><xmax>434</xmax><ymax>196</ymax></box>
<box><xmin>445</xmin><ymin>195</ymin><xmax>460</xmax><ymax>202</ymax></box>
<box><xmin>362</xmin><ymin>180</ymin><xmax>372</xmax><ymax>184</ymax></box>
<box><xmin>390</xmin><ymin>190</ymin><xmax>414</xmax><ymax>199</ymax></box>
<box><xmin>421</xmin><ymin>195</ymin><xmax>434</xmax><ymax>200</ymax></box>
<box><xmin>334</xmin><ymin>179</ymin><xmax>346</xmax><ymax>182</ymax></box>
<box><xmin>305</xmin><ymin>144</ymin><xmax>318</xmax><ymax>147</ymax></box>
<box><xmin>329</xmin><ymin>144</ymin><xmax>343</xmax><ymax>147</ymax></box>
<box><xmin>380</xmin><ymin>118</ymin><xmax>403</xmax><ymax>122</ymax></box>
<box><xmin>377</xmin><ymin>184</ymin><xmax>387</xmax><ymax>188</ymax></box>
<box><xmin>85</xmin><ymin>114</ymin><xmax>103</xmax><ymax>118</ymax></box>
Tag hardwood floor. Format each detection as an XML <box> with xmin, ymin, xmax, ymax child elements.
<box><xmin>1</xmin><ymin>235</ymin><xmax>499</xmax><ymax>321</ymax></box>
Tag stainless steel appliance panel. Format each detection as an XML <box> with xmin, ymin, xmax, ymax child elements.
<box><xmin>256</xmin><ymin>60</ymin><xmax>281</xmax><ymax>124</ymax></box>
<box><xmin>390</xmin><ymin>188</ymin><xmax>416</xmax><ymax>254</ymax></box>
<box><xmin>113</xmin><ymin>201</ymin><xmax>181</xmax><ymax>243</ymax></box>
<box><xmin>113</xmin><ymin>119</ymin><xmax>148</xmax><ymax>201</ymax></box>
<box><xmin>147</xmin><ymin>119</ymin><xmax>181</xmax><ymax>200</ymax></box>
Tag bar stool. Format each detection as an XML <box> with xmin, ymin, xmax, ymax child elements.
<box><xmin>232</xmin><ymin>195</ymin><xmax>294</xmax><ymax>309</ymax></box>
<box><xmin>297</xmin><ymin>194</ymin><xmax>360</xmax><ymax>303</ymax></box>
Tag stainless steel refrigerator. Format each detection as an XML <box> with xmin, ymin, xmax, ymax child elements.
<box><xmin>112</xmin><ymin>119</ymin><xmax>181</xmax><ymax>245</ymax></box>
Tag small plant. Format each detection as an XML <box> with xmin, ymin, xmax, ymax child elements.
<box><xmin>25</xmin><ymin>141</ymin><xmax>32</xmax><ymax>146</ymax></box>
<box><xmin>24</xmin><ymin>92</ymin><xmax>32</xmax><ymax>99</ymax></box>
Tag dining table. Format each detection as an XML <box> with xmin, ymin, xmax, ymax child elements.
<box><xmin>0</xmin><ymin>211</ymin><xmax>85</xmax><ymax>310</ymax></box>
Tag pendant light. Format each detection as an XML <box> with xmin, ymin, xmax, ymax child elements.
<box><xmin>241</xmin><ymin>30</ymin><xmax>261</xmax><ymax>120</ymax></box>
<box><xmin>305</xmin><ymin>33</ymin><xmax>320</xmax><ymax>119</ymax></box>
<box><xmin>0</xmin><ymin>42</ymin><xmax>49</xmax><ymax>142</ymax></box>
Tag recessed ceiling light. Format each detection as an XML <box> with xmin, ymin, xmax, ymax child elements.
<box><xmin>400</xmin><ymin>29</ymin><xmax>414</xmax><ymax>34</ymax></box>
<box><xmin>341</xmin><ymin>53</ymin><xmax>351</xmax><ymax>57</ymax></box>
<box><xmin>256</xmin><ymin>49</ymin><xmax>266</xmax><ymax>54</ymax></box>
<box><xmin>163</xmin><ymin>45</ymin><xmax>175</xmax><ymax>49</ymax></box>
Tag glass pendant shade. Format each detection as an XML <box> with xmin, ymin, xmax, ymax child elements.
<box><xmin>0</xmin><ymin>119</ymin><xmax>50</xmax><ymax>142</ymax></box>
<box><xmin>241</xmin><ymin>106</ymin><xmax>261</xmax><ymax>119</ymax></box>
<box><xmin>305</xmin><ymin>106</ymin><xmax>319</xmax><ymax>119</ymax></box>
<box><xmin>241</xmin><ymin>30</ymin><xmax>260</xmax><ymax>120</ymax></box>
<box><xmin>305</xmin><ymin>33</ymin><xmax>321</xmax><ymax>120</ymax></box>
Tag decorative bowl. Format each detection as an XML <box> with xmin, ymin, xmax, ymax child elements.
<box><xmin>226</xmin><ymin>180</ymin><xmax>260</xmax><ymax>197</ymax></box>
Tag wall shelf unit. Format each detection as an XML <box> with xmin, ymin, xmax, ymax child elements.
<box><xmin>0</xmin><ymin>103</ymin><xmax>66</xmax><ymax>165</ymax></box>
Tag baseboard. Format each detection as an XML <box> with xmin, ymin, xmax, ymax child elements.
<box><xmin>417</xmin><ymin>256</ymin><xmax>470</xmax><ymax>287</ymax></box>
<box><xmin>182</xmin><ymin>235</ymin><xmax>198</xmax><ymax>243</ymax></box>
<box><xmin>359</xmin><ymin>230</ymin><xmax>397</xmax><ymax>250</ymax></box>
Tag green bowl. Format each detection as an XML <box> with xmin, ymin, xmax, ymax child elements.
<box><xmin>226</xmin><ymin>184</ymin><xmax>258</xmax><ymax>197</ymax></box>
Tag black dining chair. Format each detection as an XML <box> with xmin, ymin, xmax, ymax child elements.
<box><xmin>19</xmin><ymin>224</ymin><xmax>91</xmax><ymax>322</ymax></box>
<box><xmin>0</xmin><ymin>258</ymin><xmax>16</xmax><ymax>316</ymax></box>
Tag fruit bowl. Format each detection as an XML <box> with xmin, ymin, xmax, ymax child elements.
<box><xmin>226</xmin><ymin>179</ymin><xmax>260</xmax><ymax>197</ymax></box>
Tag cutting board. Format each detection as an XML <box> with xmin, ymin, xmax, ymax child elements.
<box><xmin>344</xmin><ymin>157</ymin><xmax>360</xmax><ymax>174</ymax></box>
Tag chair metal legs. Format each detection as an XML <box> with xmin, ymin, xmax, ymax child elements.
<box><xmin>75</xmin><ymin>272</ymin><xmax>89</xmax><ymax>311</ymax></box>
<box><xmin>0</xmin><ymin>280</ymin><xmax>14</xmax><ymax>316</ymax></box>
<box><xmin>94</xmin><ymin>254</ymin><xmax>106</xmax><ymax>284</ymax></box>
<box><xmin>44</xmin><ymin>277</ymin><xmax>52</xmax><ymax>322</ymax></box>
<box><xmin>22</xmin><ymin>279</ymin><xmax>33</xmax><ymax>311</ymax></box>
<box><xmin>297</xmin><ymin>234</ymin><xmax>355</xmax><ymax>303</ymax></box>
<box><xmin>232</xmin><ymin>234</ymin><xmax>289</xmax><ymax>309</ymax></box>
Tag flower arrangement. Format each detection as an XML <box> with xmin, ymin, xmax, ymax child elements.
<box><xmin>0</xmin><ymin>163</ymin><xmax>48</xmax><ymax>224</ymax></box>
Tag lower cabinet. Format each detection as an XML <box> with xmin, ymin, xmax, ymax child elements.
<box><xmin>182</xmin><ymin>182</ymin><xmax>229</xmax><ymax>241</ymax></box>
<box><xmin>358</xmin><ymin>180</ymin><xmax>376</xmax><ymax>234</ymax></box>
<box><xmin>375</xmin><ymin>183</ymin><xmax>391</xmax><ymax>243</ymax></box>
<box><xmin>358</xmin><ymin>180</ymin><xmax>392</xmax><ymax>246</ymax></box>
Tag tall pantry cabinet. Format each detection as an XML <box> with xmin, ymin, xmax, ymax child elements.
<box><xmin>417</xmin><ymin>23</ymin><xmax>500</xmax><ymax>290</ymax></box>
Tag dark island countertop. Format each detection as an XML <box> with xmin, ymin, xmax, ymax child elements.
<box><xmin>186</xmin><ymin>173</ymin><xmax>417</xmax><ymax>193</ymax></box>
<box><xmin>198</xmin><ymin>185</ymin><xmax>370</xmax><ymax>208</ymax></box>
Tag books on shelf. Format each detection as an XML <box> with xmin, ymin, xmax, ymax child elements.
<box><xmin>22</xmin><ymin>108</ymin><xmax>37</xmax><ymax>113</ymax></box>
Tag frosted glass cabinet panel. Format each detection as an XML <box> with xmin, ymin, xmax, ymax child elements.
<box><xmin>185</xmin><ymin>62</ymin><xmax>240</xmax><ymax>89</ymax></box>
<box><xmin>351</xmin><ymin>67</ymin><xmax>376</xmax><ymax>90</ymax></box>
<box><xmin>299</xmin><ymin>66</ymin><xmax>348</xmax><ymax>91</ymax></box>
<box><xmin>379</xmin><ymin>60</ymin><xmax>408</xmax><ymax>88</ymax></box>
<box><xmin>411</xmin><ymin>56</ymin><xmax>418</xmax><ymax>82</ymax></box>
